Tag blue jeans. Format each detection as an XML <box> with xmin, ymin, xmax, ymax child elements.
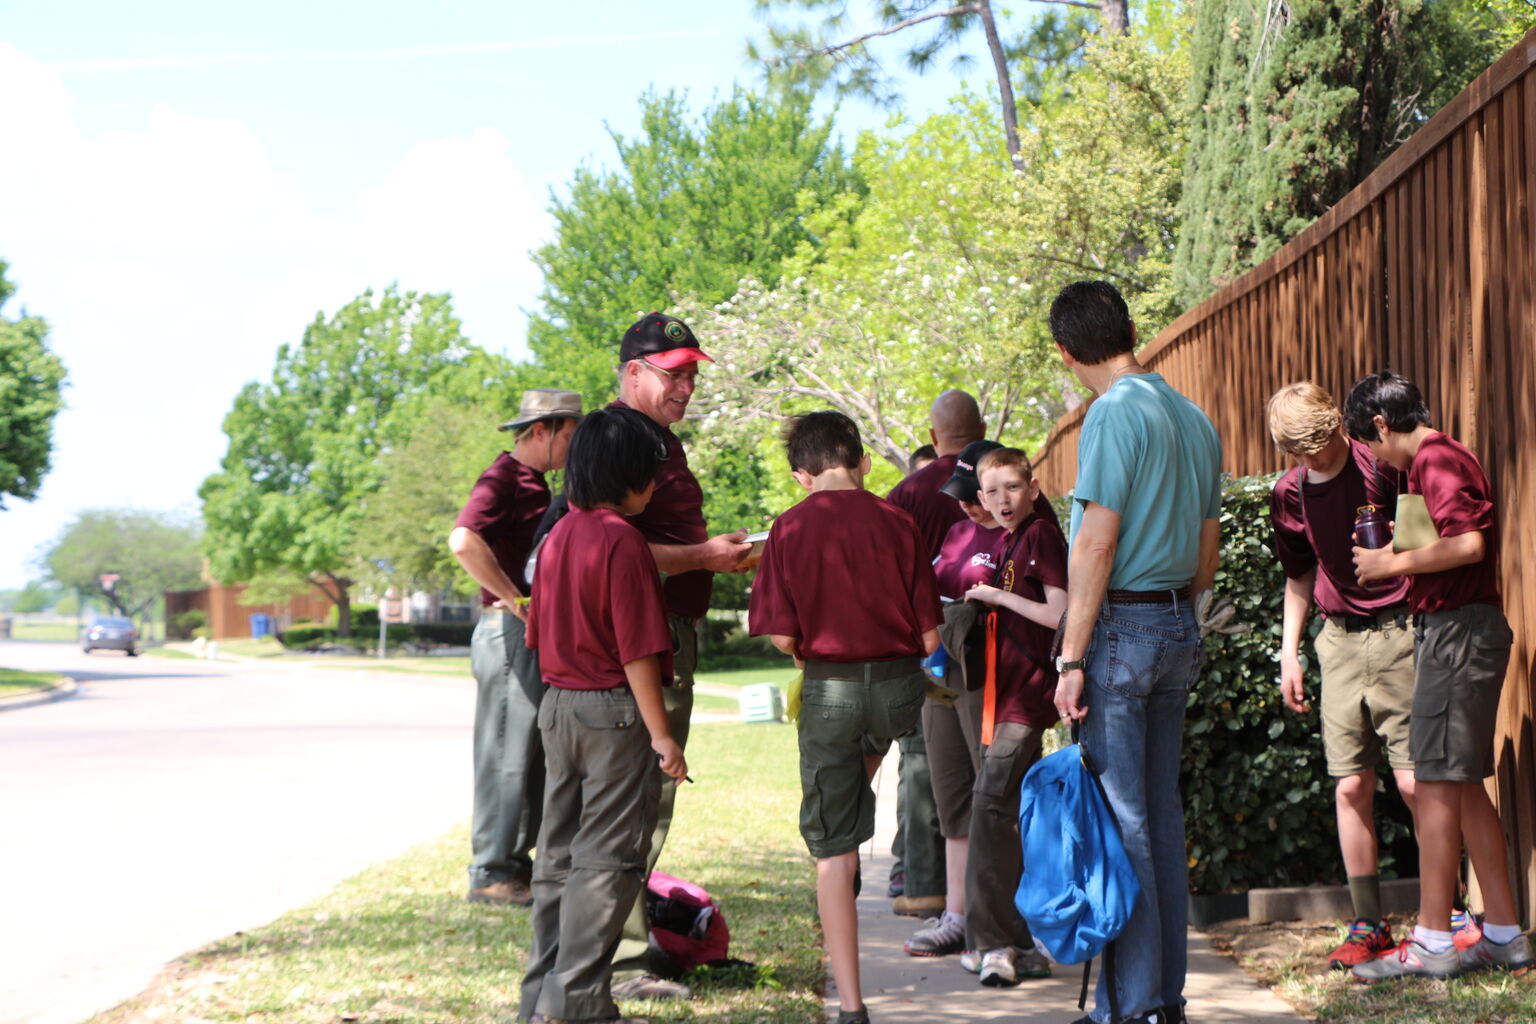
<box><xmin>1079</xmin><ymin>597</ymin><xmax>1201</xmax><ymax>1023</ymax></box>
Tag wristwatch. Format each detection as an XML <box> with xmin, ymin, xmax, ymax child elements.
<box><xmin>1055</xmin><ymin>656</ymin><xmax>1086</xmax><ymax>673</ymax></box>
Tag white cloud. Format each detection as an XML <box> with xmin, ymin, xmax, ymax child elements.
<box><xmin>0</xmin><ymin>43</ymin><xmax>549</xmax><ymax>587</ymax></box>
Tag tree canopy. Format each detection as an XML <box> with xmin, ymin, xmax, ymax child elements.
<box><xmin>527</xmin><ymin>87</ymin><xmax>865</xmax><ymax>405</ymax></box>
<box><xmin>0</xmin><ymin>259</ymin><xmax>67</xmax><ymax>509</ymax></box>
<box><xmin>199</xmin><ymin>287</ymin><xmax>492</xmax><ymax>636</ymax></box>
<box><xmin>43</xmin><ymin>508</ymin><xmax>202</xmax><ymax>620</ymax></box>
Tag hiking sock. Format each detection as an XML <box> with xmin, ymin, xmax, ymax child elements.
<box><xmin>1347</xmin><ymin>875</ymin><xmax>1383</xmax><ymax>924</ymax></box>
<box><xmin>1483</xmin><ymin>922</ymin><xmax>1522</xmax><ymax>944</ymax></box>
<box><xmin>1413</xmin><ymin>926</ymin><xmax>1454</xmax><ymax>953</ymax></box>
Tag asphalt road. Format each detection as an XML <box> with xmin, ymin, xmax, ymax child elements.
<box><xmin>0</xmin><ymin>641</ymin><xmax>474</xmax><ymax>1024</ymax></box>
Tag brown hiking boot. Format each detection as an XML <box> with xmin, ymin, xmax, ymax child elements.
<box><xmin>468</xmin><ymin>877</ymin><xmax>533</xmax><ymax>906</ymax></box>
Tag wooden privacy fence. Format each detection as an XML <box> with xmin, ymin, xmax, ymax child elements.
<box><xmin>1031</xmin><ymin>28</ymin><xmax>1536</xmax><ymax>922</ymax></box>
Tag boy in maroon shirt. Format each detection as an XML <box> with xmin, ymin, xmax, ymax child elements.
<box><xmin>749</xmin><ymin>411</ymin><xmax>942</xmax><ymax>1024</ymax></box>
<box><xmin>960</xmin><ymin>447</ymin><xmax>1067</xmax><ymax>987</ymax></box>
<box><xmin>1344</xmin><ymin>371</ymin><xmax>1531</xmax><ymax>981</ymax></box>
<box><xmin>520</xmin><ymin>406</ymin><xmax>688</xmax><ymax>1024</ymax></box>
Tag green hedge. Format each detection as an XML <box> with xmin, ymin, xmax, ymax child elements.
<box><xmin>278</xmin><ymin>626</ymin><xmax>339</xmax><ymax>648</ymax></box>
<box><xmin>1183</xmin><ymin>474</ymin><xmax>1414</xmax><ymax>893</ymax></box>
<box><xmin>277</xmin><ymin>622</ymin><xmax>474</xmax><ymax>650</ymax></box>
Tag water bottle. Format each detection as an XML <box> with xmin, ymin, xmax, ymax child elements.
<box><xmin>1354</xmin><ymin>504</ymin><xmax>1392</xmax><ymax>550</ymax></box>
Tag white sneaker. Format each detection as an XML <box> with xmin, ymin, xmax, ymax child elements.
<box><xmin>979</xmin><ymin>947</ymin><xmax>1019</xmax><ymax>987</ymax></box>
<box><xmin>959</xmin><ymin>949</ymin><xmax>981</xmax><ymax>974</ymax></box>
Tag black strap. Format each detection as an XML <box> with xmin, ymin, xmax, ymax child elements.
<box><xmin>987</xmin><ymin>527</ymin><xmax>1056</xmax><ymax>678</ymax></box>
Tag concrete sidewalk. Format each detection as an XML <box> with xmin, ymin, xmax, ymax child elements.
<box><xmin>834</xmin><ymin>757</ymin><xmax>1302</xmax><ymax>1023</ymax></box>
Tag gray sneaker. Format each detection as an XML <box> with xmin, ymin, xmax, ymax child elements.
<box><xmin>1351</xmin><ymin>938</ymin><xmax>1462</xmax><ymax>982</ymax></box>
<box><xmin>1015</xmin><ymin>947</ymin><xmax>1052</xmax><ymax>979</ymax></box>
<box><xmin>610</xmin><ymin>972</ymin><xmax>691</xmax><ymax>1000</ymax></box>
<box><xmin>1459</xmin><ymin>932</ymin><xmax>1535</xmax><ymax>974</ymax></box>
<box><xmin>904</xmin><ymin>915</ymin><xmax>966</xmax><ymax>957</ymax></box>
<box><xmin>979</xmin><ymin>947</ymin><xmax>1019</xmax><ymax>987</ymax></box>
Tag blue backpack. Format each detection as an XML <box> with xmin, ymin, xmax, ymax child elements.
<box><xmin>1016</xmin><ymin>738</ymin><xmax>1140</xmax><ymax>1017</ymax></box>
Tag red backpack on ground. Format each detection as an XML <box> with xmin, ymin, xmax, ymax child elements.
<box><xmin>645</xmin><ymin>871</ymin><xmax>731</xmax><ymax>971</ymax></box>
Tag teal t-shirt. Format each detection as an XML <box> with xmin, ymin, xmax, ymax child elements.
<box><xmin>1068</xmin><ymin>372</ymin><xmax>1223</xmax><ymax>591</ymax></box>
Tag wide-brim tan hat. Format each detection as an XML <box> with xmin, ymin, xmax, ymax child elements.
<box><xmin>498</xmin><ymin>388</ymin><xmax>584</xmax><ymax>432</ymax></box>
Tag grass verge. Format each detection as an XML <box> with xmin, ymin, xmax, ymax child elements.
<box><xmin>88</xmin><ymin>720</ymin><xmax>821</xmax><ymax>1024</ymax></box>
<box><xmin>694</xmin><ymin>665</ymin><xmax>801</xmax><ymax>690</ymax></box>
<box><xmin>0</xmin><ymin>667</ymin><xmax>66</xmax><ymax>697</ymax></box>
<box><xmin>1205</xmin><ymin>917</ymin><xmax>1535</xmax><ymax>1023</ymax></box>
<box><xmin>6</xmin><ymin>618</ymin><xmax>80</xmax><ymax>642</ymax></box>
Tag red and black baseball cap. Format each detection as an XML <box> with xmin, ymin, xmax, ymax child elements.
<box><xmin>620</xmin><ymin>312</ymin><xmax>715</xmax><ymax>370</ymax></box>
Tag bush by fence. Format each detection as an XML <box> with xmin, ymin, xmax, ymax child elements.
<box><xmin>1183</xmin><ymin>474</ymin><xmax>1414</xmax><ymax>893</ymax></box>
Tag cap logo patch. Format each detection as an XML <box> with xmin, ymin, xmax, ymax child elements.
<box><xmin>664</xmin><ymin>321</ymin><xmax>688</xmax><ymax>342</ymax></box>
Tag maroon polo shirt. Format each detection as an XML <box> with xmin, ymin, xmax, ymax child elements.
<box><xmin>887</xmin><ymin>455</ymin><xmax>967</xmax><ymax>560</ymax></box>
<box><xmin>934</xmin><ymin>519</ymin><xmax>1005</xmax><ymax>601</ymax></box>
<box><xmin>610</xmin><ymin>400</ymin><xmax>712</xmax><ymax>620</ymax></box>
<box><xmin>993</xmin><ymin>513</ymin><xmax>1068</xmax><ymax>728</ymax></box>
<box><xmin>1270</xmin><ymin>441</ymin><xmax>1409</xmax><ymax>617</ymax></box>
<box><xmin>748</xmin><ymin>488</ymin><xmax>943</xmax><ymax>663</ymax></box>
<box><xmin>1406</xmin><ymin>433</ymin><xmax>1501</xmax><ymax>614</ymax></box>
<box><xmin>525</xmin><ymin>506</ymin><xmax>673</xmax><ymax>690</ymax></box>
<box><xmin>454</xmin><ymin>453</ymin><xmax>550</xmax><ymax>605</ymax></box>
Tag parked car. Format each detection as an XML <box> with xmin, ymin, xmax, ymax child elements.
<box><xmin>83</xmin><ymin>616</ymin><xmax>138</xmax><ymax>656</ymax></box>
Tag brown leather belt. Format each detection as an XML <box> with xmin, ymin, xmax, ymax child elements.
<box><xmin>1107</xmin><ymin>587</ymin><xmax>1191</xmax><ymax>606</ymax></box>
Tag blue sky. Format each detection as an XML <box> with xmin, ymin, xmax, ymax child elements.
<box><xmin>0</xmin><ymin>1</ymin><xmax>972</xmax><ymax>591</ymax></box>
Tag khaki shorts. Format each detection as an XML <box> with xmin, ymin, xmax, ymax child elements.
<box><xmin>797</xmin><ymin>658</ymin><xmax>925</xmax><ymax>859</ymax></box>
<box><xmin>1315</xmin><ymin>611</ymin><xmax>1416</xmax><ymax>776</ymax></box>
<box><xmin>1412</xmin><ymin>604</ymin><xmax>1512</xmax><ymax>782</ymax></box>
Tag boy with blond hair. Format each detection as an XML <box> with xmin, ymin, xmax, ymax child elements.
<box><xmin>959</xmin><ymin>447</ymin><xmax>1068</xmax><ymax>987</ymax></box>
<box><xmin>749</xmin><ymin>410</ymin><xmax>943</xmax><ymax>1024</ymax></box>
<box><xmin>1266</xmin><ymin>382</ymin><xmax>1421</xmax><ymax>968</ymax></box>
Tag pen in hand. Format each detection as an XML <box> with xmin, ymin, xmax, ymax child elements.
<box><xmin>656</xmin><ymin>751</ymin><xmax>694</xmax><ymax>784</ymax></box>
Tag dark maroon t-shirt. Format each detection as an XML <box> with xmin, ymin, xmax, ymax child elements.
<box><xmin>887</xmin><ymin>455</ymin><xmax>967</xmax><ymax>560</ymax></box>
<box><xmin>934</xmin><ymin>519</ymin><xmax>1005</xmax><ymax>601</ymax></box>
<box><xmin>454</xmin><ymin>453</ymin><xmax>550</xmax><ymax>605</ymax></box>
<box><xmin>993</xmin><ymin>513</ymin><xmax>1068</xmax><ymax>728</ymax></box>
<box><xmin>748</xmin><ymin>488</ymin><xmax>943</xmax><ymax>663</ymax></box>
<box><xmin>610</xmin><ymin>400</ymin><xmax>711</xmax><ymax>620</ymax></box>
<box><xmin>525</xmin><ymin>507</ymin><xmax>673</xmax><ymax>690</ymax></box>
<box><xmin>1270</xmin><ymin>441</ymin><xmax>1409</xmax><ymax>618</ymax></box>
<box><xmin>1406</xmin><ymin>433</ymin><xmax>1501</xmax><ymax>614</ymax></box>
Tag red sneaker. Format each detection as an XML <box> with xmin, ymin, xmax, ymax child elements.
<box><xmin>1328</xmin><ymin>918</ymin><xmax>1396</xmax><ymax>969</ymax></box>
<box><xmin>1452</xmin><ymin>909</ymin><xmax>1484</xmax><ymax>952</ymax></box>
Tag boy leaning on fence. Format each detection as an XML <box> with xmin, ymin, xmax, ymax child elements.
<box><xmin>1264</xmin><ymin>382</ymin><xmax>1423</xmax><ymax>968</ymax></box>
<box><xmin>1343</xmin><ymin>370</ymin><xmax>1532</xmax><ymax>982</ymax></box>
<box><xmin>518</xmin><ymin>406</ymin><xmax>689</xmax><ymax>1024</ymax></box>
<box><xmin>747</xmin><ymin>410</ymin><xmax>943</xmax><ymax>1024</ymax></box>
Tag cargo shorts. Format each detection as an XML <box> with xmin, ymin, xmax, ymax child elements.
<box><xmin>1314</xmin><ymin>611</ymin><xmax>1415</xmax><ymax>776</ymax></box>
<box><xmin>1412</xmin><ymin>603</ymin><xmax>1512</xmax><ymax>782</ymax></box>
<box><xmin>797</xmin><ymin>657</ymin><xmax>925</xmax><ymax>859</ymax></box>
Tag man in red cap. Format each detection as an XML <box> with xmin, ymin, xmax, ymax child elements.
<box><xmin>607</xmin><ymin>312</ymin><xmax>752</xmax><ymax>1000</ymax></box>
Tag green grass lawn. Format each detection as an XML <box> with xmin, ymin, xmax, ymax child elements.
<box><xmin>694</xmin><ymin>664</ymin><xmax>800</xmax><ymax>689</ymax></box>
<box><xmin>140</xmin><ymin>647</ymin><xmax>196</xmax><ymax>660</ymax></box>
<box><xmin>88</xmin><ymin>720</ymin><xmax>820</xmax><ymax>1024</ymax></box>
<box><xmin>0</xmin><ymin>668</ymin><xmax>65</xmax><ymax>697</ymax></box>
<box><xmin>6</xmin><ymin>618</ymin><xmax>81</xmax><ymax>643</ymax></box>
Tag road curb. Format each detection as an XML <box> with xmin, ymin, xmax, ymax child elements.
<box><xmin>0</xmin><ymin>676</ymin><xmax>79</xmax><ymax>712</ymax></box>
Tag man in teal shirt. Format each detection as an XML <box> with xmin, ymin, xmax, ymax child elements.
<box><xmin>1050</xmin><ymin>281</ymin><xmax>1222</xmax><ymax>1024</ymax></box>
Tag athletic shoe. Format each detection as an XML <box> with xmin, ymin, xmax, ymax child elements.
<box><xmin>887</xmin><ymin>870</ymin><xmax>906</xmax><ymax>898</ymax></box>
<box><xmin>904</xmin><ymin>915</ymin><xmax>965</xmax><ymax>957</ymax></box>
<box><xmin>959</xmin><ymin>949</ymin><xmax>981</xmax><ymax>974</ymax></box>
<box><xmin>1351</xmin><ymin>938</ymin><xmax>1462</xmax><ymax>982</ymax></box>
<box><xmin>979</xmin><ymin>947</ymin><xmax>1020</xmax><ymax>987</ymax></box>
<box><xmin>1014</xmin><ymin>947</ymin><xmax>1052</xmax><ymax>979</ymax></box>
<box><xmin>1452</xmin><ymin>909</ymin><xmax>1483</xmax><ymax>951</ymax></box>
<box><xmin>1459</xmin><ymin>932</ymin><xmax>1535</xmax><ymax>974</ymax></box>
<box><xmin>835</xmin><ymin>1009</ymin><xmax>871</xmax><ymax>1024</ymax></box>
<box><xmin>1326</xmin><ymin>918</ymin><xmax>1395</xmax><ymax>969</ymax></box>
<box><xmin>1067</xmin><ymin>1012</ymin><xmax>1179</xmax><ymax>1024</ymax></box>
<box><xmin>892</xmin><ymin>894</ymin><xmax>946</xmax><ymax>917</ymax></box>
<box><xmin>467</xmin><ymin>877</ymin><xmax>533</xmax><ymax>906</ymax></box>
<box><xmin>610</xmin><ymin>972</ymin><xmax>692</xmax><ymax>1000</ymax></box>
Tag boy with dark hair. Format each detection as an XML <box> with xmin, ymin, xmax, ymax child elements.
<box><xmin>957</xmin><ymin>447</ymin><xmax>1068</xmax><ymax>987</ymax></box>
<box><xmin>749</xmin><ymin>410</ymin><xmax>944</xmax><ymax>1024</ymax></box>
<box><xmin>1265</xmin><ymin>381</ymin><xmax>1420</xmax><ymax>969</ymax></box>
<box><xmin>1344</xmin><ymin>371</ymin><xmax>1531</xmax><ymax>982</ymax></box>
<box><xmin>520</xmin><ymin>405</ymin><xmax>689</xmax><ymax>1024</ymax></box>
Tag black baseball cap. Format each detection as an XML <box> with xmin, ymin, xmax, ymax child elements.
<box><xmin>619</xmin><ymin>312</ymin><xmax>714</xmax><ymax>369</ymax></box>
<box><xmin>940</xmin><ymin>440</ymin><xmax>1003</xmax><ymax>502</ymax></box>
